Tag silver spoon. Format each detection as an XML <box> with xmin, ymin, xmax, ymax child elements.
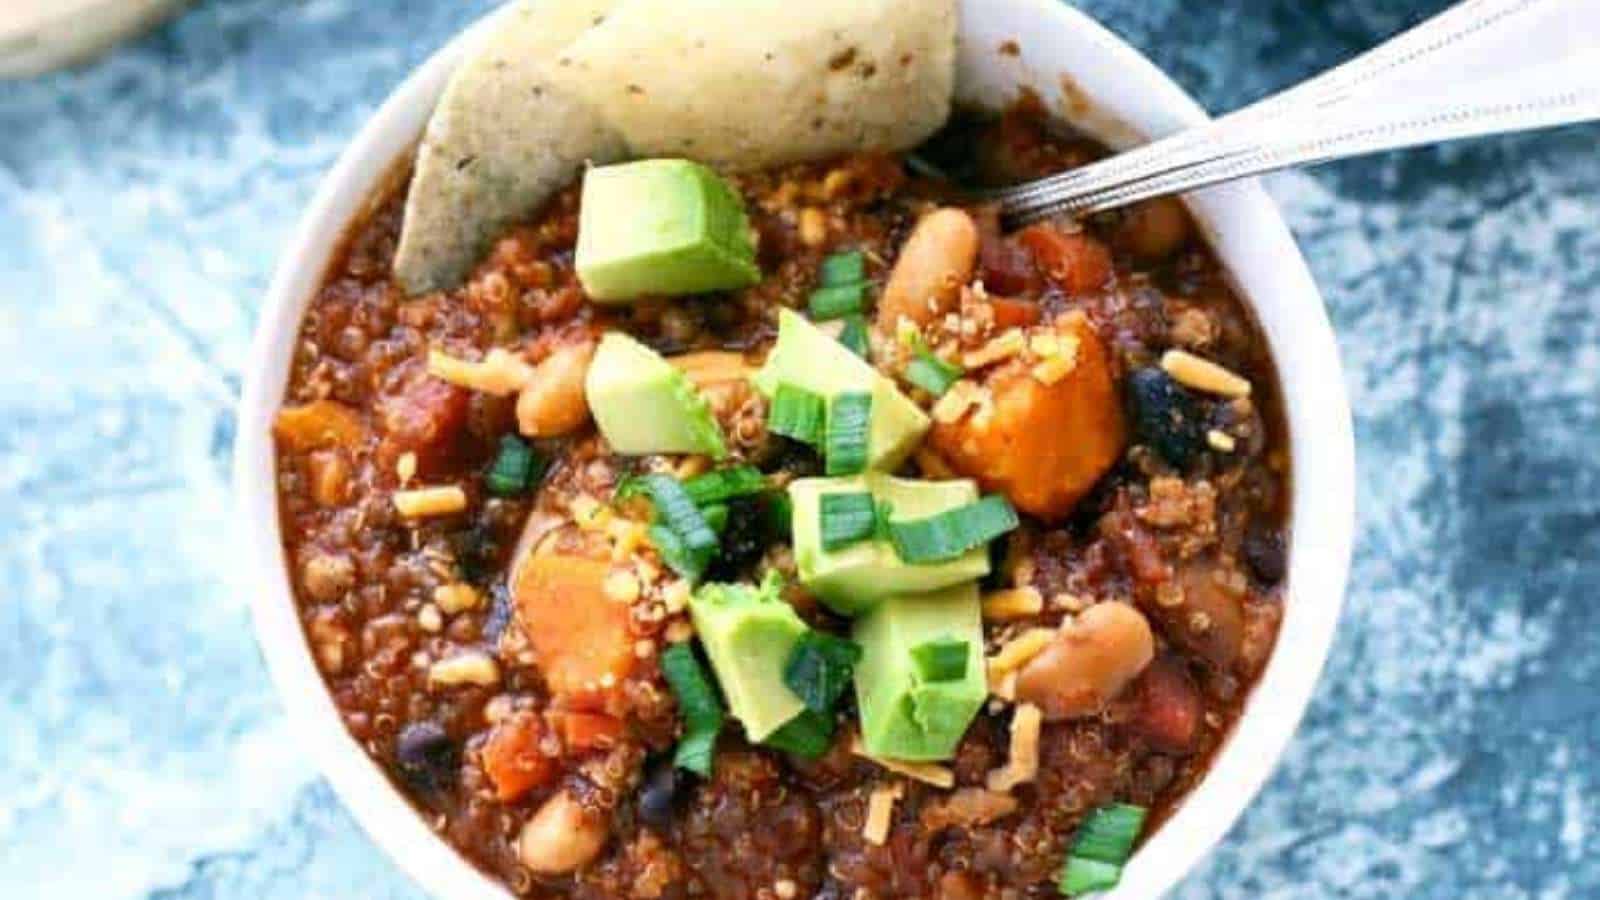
<box><xmin>993</xmin><ymin>0</ymin><xmax>1600</xmax><ymax>226</ymax></box>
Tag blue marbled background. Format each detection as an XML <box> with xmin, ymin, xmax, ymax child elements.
<box><xmin>3</xmin><ymin>0</ymin><xmax>1597</xmax><ymax>897</ymax></box>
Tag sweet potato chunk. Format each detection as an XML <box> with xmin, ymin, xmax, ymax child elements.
<box><xmin>930</xmin><ymin>315</ymin><xmax>1126</xmax><ymax>521</ymax></box>
<box><xmin>274</xmin><ymin>401</ymin><xmax>364</xmax><ymax>452</ymax></box>
<box><xmin>482</xmin><ymin>712</ymin><xmax>557</xmax><ymax>802</ymax></box>
<box><xmin>510</xmin><ymin>528</ymin><xmax>636</xmax><ymax>707</ymax></box>
<box><xmin>554</xmin><ymin>711</ymin><xmax>625</xmax><ymax>752</ymax></box>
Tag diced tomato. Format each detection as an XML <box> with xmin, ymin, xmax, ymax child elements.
<box><xmin>554</xmin><ymin>711</ymin><xmax>625</xmax><ymax>752</ymax></box>
<box><xmin>1132</xmin><ymin>657</ymin><xmax>1202</xmax><ymax>753</ymax></box>
<box><xmin>1017</xmin><ymin>224</ymin><xmax>1113</xmax><ymax>295</ymax></box>
<box><xmin>979</xmin><ymin>236</ymin><xmax>1040</xmax><ymax>296</ymax></box>
<box><xmin>985</xmin><ymin>295</ymin><xmax>1042</xmax><ymax>330</ymax></box>
<box><xmin>378</xmin><ymin>373</ymin><xmax>469</xmax><ymax>476</ymax></box>
<box><xmin>481</xmin><ymin>713</ymin><xmax>557</xmax><ymax>802</ymax></box>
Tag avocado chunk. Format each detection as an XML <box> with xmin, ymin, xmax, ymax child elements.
<box><xmin>585</xmin><ymin>332</ymin><xmax>727</xmax><ymax>458</ymax></box>
<box><xmin>853</xmin><ymin>582</ymin><xmax>986</xmax><ymax>761</ymax></box>
<box><xmin>575</xmin><ymin>159</ymin><xmax>761</xmax><ymax>302</ymax></box>
<box><xmin>789</xmin><ymin>472</ymin><xmax>990</xmax><ymax>616</ymax></box>
<box><xmin>753</xmin><ymin>309</ymin><xmax>928</xmax><ymax>472</ymax></box>
<box><xmin>687</xmin><ymin>577</ymin><xmax>808</xmax><ymax>741</ymax></box>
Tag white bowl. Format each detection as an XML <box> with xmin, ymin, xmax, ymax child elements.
<box><xmin>236</xmin><ymin>1</ymin><xmax>1355</xmax><ymax>897</ymax></box>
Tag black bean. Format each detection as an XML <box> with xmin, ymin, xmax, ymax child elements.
<box><xmin>395</xmin><ymin>721</ymin><xmax>459</xmax><ymax>794</ymax></box>
<box><xmin>1242</xmin><ymin>524</ymin><xmax>1287</xmax><ymax>586</ymax></box>
<box><xmin>704</xmin><ymin>495</ymin><xmax>771</xmax><ymax>582</ymax></box>
<box><xmin>637</xmin><ymin>758</ymin><xmax>687</xmax><ymax>832</ymax></box>
<box><xmin>1126</xmin><ymin>367</ymin><xmax>1208</xmax><ymax>470</ymax></box>
<box><xmin>482</xmin><ymin>581</ymin><xmax>514</xmax><ymax>644</ymax></box>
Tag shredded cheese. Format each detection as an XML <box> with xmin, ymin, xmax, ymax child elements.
<box><xmin>850</xmin><ymin>736</ymin><xmax>956</xmax><ymax>788</ymax></box>
<box><xmin>931</xmin><ymin>379</ymin><xmax>983</xmax><ymax>424</ymax></box>
<box><xmin>427</xmin><ymin>347</ymin><xmax>536</xmax><ymax>396</ymax></box>
<box><xmin>428</xmin><ymin>651</ymin><xmax>501</xmax><ymax>687</ymax></box>
<box><xmin>393</xmin><ymin>485</ymin><xmax>468</xmax><ymax>519</ymax></box>
<box><xmin>1160</xmin><ymin>349</ymin><xmax>1251</xmax><ymax>398</ymax></box>
<box><xmin>982</xmin><ymin>587</ymin><xmax>1044</xmax><ymax>622</ymax></box>
<box><xmin>986</xmin><ymin>627</ymin><xmax>1057</xmax><ymax>683</ymax></box>
<box><xmin>962</xmin><ymin>328</ymin><xmax>1027</xmax><ymax>369</ymax></box>
<box><xmin>986</xmin><ymin>702</ymin><xmax>1043</xmax><ymax>792</ymax></box>
<box><xmin>1207</xmin><ymin>429</ymin><xmax>1237</xmax><ymax>452</ymax></box>
<box><xmin>863</xmin><ymin>783</ymin><xmax>904</xmax><ymax>846</ymax></box>
<box><xmin>433</xmin><ymin>583</ymin><xmax>481</xmax><ymax>614</ymax></box>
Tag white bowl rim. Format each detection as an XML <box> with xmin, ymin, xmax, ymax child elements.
<box><xmin>234</xmin><ymin>3</ymin><xmax>1355</xmax><ymax>898</ymax></box>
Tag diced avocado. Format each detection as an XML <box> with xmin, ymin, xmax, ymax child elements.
<box><xmin>853</xmin><ymin>582</ymin><xmax>987</xmax><ymax>761</ymax></box>
<box><xmin>575</xmin><ymin>159</ymin><xmax>761</xmax><ymax>302</ymax></box>
<box><xmin>586</xmin><ymin>332</ymin><xmax>727</xmax><ymax>458</ymax></box>
<box><xmin>687</xmin><ymin>577</ymin><xmax>807</xmax><ymax>741</ymax></box>
<box><xmin>753</xmin><ymin>309</ymin><xmax>928</xmax><ymax>472</ymax></box>
<box><xmin>789</xmin><ymin>472</ymin><xmax>989</xmax><ymax>616</ymax></box>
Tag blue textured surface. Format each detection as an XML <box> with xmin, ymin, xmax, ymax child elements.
<box><xmin>3</xmin><ymin>1</ymin><xmax>1597</xmax><ymax>897</ymax></box>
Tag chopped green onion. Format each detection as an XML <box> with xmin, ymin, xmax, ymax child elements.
<box><xmin>701</xmin><ymin>503</ymin><xmax>730</xmax><ymax>535</ymax></box>
<box><xmin>886</xmin><ymin>495</ymin><xmax>1020</xmax><ymax>564</ymax></box>
<box><xmin>784</xmin><ymin>631</ymin><xmax>863</xmax><ymax>714</ymax></box>
<box><xmin>648</xmin><ymin>524</ymin><xmax>713</xmax><ymax>582</ymax></box>
<box><xmin>660</xmin><ymin>643</ymin><xmax>725</xmax><ymax>777</ymax></box>
<box><xmin>905</xmin><ymin>337</ymin><xmax>964</xmax><ymax>397</ymax></box>
<box><xmin>1059</xmin><ymin>859</ymin><xmax>1123</xmax><ymax>897</ymax></box>
<box><xmin>763</xmin><ymin>492</ymin><xmax>794</xmax><ymax>539</ymax></box>
<box><xmin>484</xmin><ymin>434</ymin><xmax>545</xmax><ymax>496</ymax></box>
<box><xmin>762</xmin><ymin>709</ymin><xmax>834</xmax><ymax>758</ymax></box>
<box><xmin>824</xmin><ymin>392</ymin><xmax>872</xmax><ymax>476</ymax></box>
<box><xmin>808</xmin><ymin>282</ymin><xmax>867</xmax><ymax>320</ymax></box>
<box><xmin>629</xmin><ymin>474</ymin><xmax>720</xmax><ymax>581</ymax></box>
<box><xmin>683</xmin><ymin>465</ymin><xmax>769</xmax><ymax>506</ymax></box>
<box><xmin>910</xmin><ymin>637</ymin><xmax>969</xmax><ymax>682</ymax></box>
<box><xmin>838</xmin><ymin>314</ymin><xmax>871</xmax><ymax>359</ymax></box>
<box><xmin>768</xmin><ymin>384</ymin><xmax>827</xmax><ymax>446</ymax></box>
<box><xmin>819</xmin><ymin>492</ymin><xmax>877</xmax><ymax>551</ymax></box>
<box><xmin>819</xmin><ymin>250</ymin><xmax>866</xmax><ymax>286</ymax></box>
<box><xmin>1058</xmin><ymin>803</ymin><xmax>1148</xmax><ymax>897</ymax></box>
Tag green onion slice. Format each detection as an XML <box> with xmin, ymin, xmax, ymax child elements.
<box><xmin>886</xmin><ymin>494</ymin><xmax>1020</xmax><ymax>564</ymax></box>
<box><xmin>783</xmin><ymin>631</ymin><xmax>863</xmax><ymax>714</ymax></box>
<box><xmin>1057</xmin><ymin>803</ymin><xmax>1148</xmax><ymax>897</ymax></box>
<box><xmin>484</xmin><ymin>434</ymin><xmax>545</xmax><ymax>496</ymax></box>
<box><xmin>905</xmin><ymin>337</ymin><xmax>964</xmax><ymax>397</ymax></box>
<box><xmin>824</xmin><ymin>392</ymin><xmax>872</xmax><ymax>476</ymax></box>
<box><xmin>762</xmin><ymin>709</ymin><xmax>834</xmax><ymax>759</ymax></box>
<box><xmin>819</xmin><ymin>250</ymin><xmax>866</xmax><ymax>286</ymax></box>
<box><xmin>768</xmin><ymin>384</ymin><xmax>827</xmax><ymax>447</ymax></box>
<box><xmin>838</xmin><ymin>314</ymin><xmax>871</xmax><ymax>359</ymax></box>
<box><xmin>626</xmin><ymin>474</ymin><xmax>720</xmax><ymax>581</ymax></box>
<box><xmin>660</xmin><ymin>643</ymin><xmax>725</xmax><ymax>777</ymax></box>
<box><xmin>819</xmin><ymin>492</ymin><xmax>877</xmax><ymax>551</ymax></box>
<box><xmin>808</xmin><ymin>282</ymin><xmax>866</xmax><ymax>321</ymax></box>
<box><xmin>684</xmin><ymin>465</ymin><xmax>768</xmax><ymax>506</ymax></box>
<box><xmin>910</xmin><ymin>637</ymin><xmax>969</xmax><ymax>682</ymax></box>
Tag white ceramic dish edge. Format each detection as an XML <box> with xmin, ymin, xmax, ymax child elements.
<box><xmin>235</xmin><ymin>2</ymin><xmax>1355</xmax><ymax>898</ymax></box>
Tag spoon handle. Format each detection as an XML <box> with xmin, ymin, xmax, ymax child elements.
<box><xmin>1001</xmin><ymin>0</ymin><xmax>1600</xmax><ymax>222</ymax></box>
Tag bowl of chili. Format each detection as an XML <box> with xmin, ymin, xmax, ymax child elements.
<box><xmin>236</xmin><ymin>1</ymin><xmax>1355</xmax><ymax>897</ymax></box>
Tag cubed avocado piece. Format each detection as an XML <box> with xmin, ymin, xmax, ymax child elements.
<box><xmin>853</xmin><ymin>582</ymin><xmax>986</xmax><ymax>761</ymax></box>
<box><xmin>585</xmin><ymin>332</ymin><xmax>727</xmax><ymax>458</ymax></box>
<box><xmin>575</xmin><ymin>159</ymin><xmax>761</xmax><ymax>302</ymax></box>
<box><xmin>789</xmin><ymin>472</ymin><xmax>990</xmax><ymax>616</ymax></box>
<box><xmin>753</xmin><ymin>309</ymin><xmax>929</xmax><ymax>472</ymax></box>
<box><xmin>687</xmin><ymin>578</ymin><xmax>807</xmax><ymax>741</ymax></box>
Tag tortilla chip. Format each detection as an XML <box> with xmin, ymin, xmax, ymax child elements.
<box><xmin>548</xmin><ymin>0</ymin><xmax>957</xmax><ymax>170</ymax></box>
<box><xmin>394</xmin><ymin>0</ymin><xmax>626</xmax><ymax>295</ymax></box>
